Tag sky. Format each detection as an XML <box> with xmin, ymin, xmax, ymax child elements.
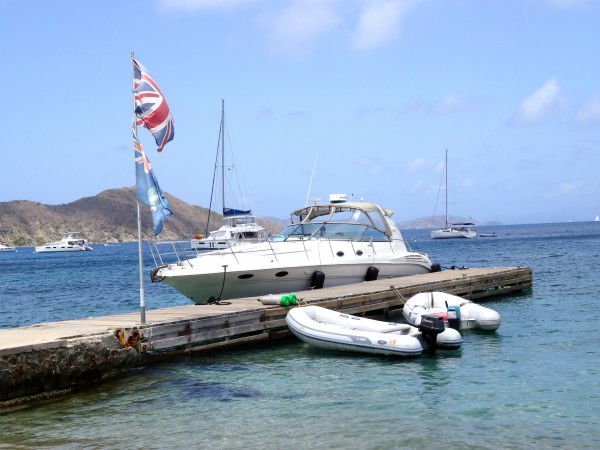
<box><xmin>1</xmin><ymin>0</ymin><xmax>600</xmax><ymax>225</ymax></box>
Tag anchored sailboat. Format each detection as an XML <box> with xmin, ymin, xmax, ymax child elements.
<box><xmin>191</xmin><ymin>100</ymin><xmax>267</xmax><ymax>251</ymax></box>
<box><xmin>430</xmin><ymin>149</ymin><xmax>476</xmax><ymax>239</ymax></box>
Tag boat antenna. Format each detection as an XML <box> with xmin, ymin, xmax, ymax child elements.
<box><xmin>305</xmin><ymin>151</ymin><xmax>319</xmax><ymax>206</ymax></box>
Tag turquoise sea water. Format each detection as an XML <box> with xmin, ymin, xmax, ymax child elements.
<box><xmin>1</xmin><ymin>222</ymin><xmax>599</xmax><ymax>449</ymax></box>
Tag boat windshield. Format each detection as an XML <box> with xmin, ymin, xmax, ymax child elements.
<box><xmin>272</xmin><ymin>206</ymin><xmax>388</xmax><ymax>242</ymax></box>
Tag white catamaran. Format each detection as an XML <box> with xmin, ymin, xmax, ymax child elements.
<box><xmin>190</xmin><ymin>100</ymin><xmax>267</xmax><ymax>251</ymax></box>
<box><xmin>35</xmin><ymin>232</ymin><xmax>93</xmax><ymax>253</ymax></box>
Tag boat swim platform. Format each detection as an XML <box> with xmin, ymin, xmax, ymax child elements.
<box><xmin>0</xmin><ymin>266</ymin><xmax>531</xmax><ymax>406</ymax></box>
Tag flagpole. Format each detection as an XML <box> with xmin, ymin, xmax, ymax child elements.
<box><xmin>132</xmin><ymin>51</ymin><xmax>146</xmax><ymax>325</ymax></box>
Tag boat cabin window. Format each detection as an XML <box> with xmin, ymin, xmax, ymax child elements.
<box><xmin>273</xmin><ymin>223</ymin><xmax>322</xmax><ymax>241</ymax></box>
<box><xmin>272</xmin><ymin>221</ymin><xmax>387</xmax><ymax>242</ymax></box>
<box><xmin>273</xmin><ymin>206</ymin><xmax>390</xmax><ymax>242</ymax></box>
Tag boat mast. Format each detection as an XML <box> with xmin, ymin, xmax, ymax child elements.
<box><xmin>221</xmin><ymin>99</ymin><xmax>225</xmax><ymax>214</ymax></box>
<box><xmin>444</xmin><ymin>149</ymin><xmax>448</xmax><ymax>229</ymax></box>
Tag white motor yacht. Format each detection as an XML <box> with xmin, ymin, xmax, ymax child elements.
<box><xmin>151</xmin><ymin>194</ymin><xmax>440</xmax><ymax>304</ymax></box>
<box><xmin>191</xmin><ymin>213</ymin><xmax>268</xmax><ymax>251</ymax></box>
<box><xmin>35</xmin><ymin>232</ymin><xmax>93</xmax><ymax>253</ymax></box>
<box><xmin>0</xmin><ymin>219</ymin><xmax>16</xmax><ymax>252</ymax></box>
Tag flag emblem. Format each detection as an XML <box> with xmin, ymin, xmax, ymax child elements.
<box><xmin>133</xmin><ymin>59</ymin><xmax>175</xmax><ymax>152</ymax></box>
<box><xmin>133</xmin><ymin>132</ymin><xmax>172</xmax><ymax>235</ymax></box>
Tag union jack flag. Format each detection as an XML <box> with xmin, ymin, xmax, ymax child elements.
<box><xmin>133</xmin><ymin>59</ymin><xmax>175</xmax><ymax>152</ymax></box>
<box><xmin>133</xmin><ymin>129</ymin><xmax>172</xmax><ymax>235</ymax></box>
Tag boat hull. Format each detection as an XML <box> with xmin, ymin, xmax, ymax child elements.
<box><xmin>430</xmin><ymin>228</ymin><xmax>476</xmax><ymax>239</ymax></box>
<box><xmin>35</xmin><ymin>245</ymin><xmax>92</xmax><ymax>253</ymax></box>
<box><xmin>159</xmin><ymin>259</ymin><xmax>431</xmax><ymax>304</ymax></box>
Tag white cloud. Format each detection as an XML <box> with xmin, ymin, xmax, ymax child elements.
<box><xmin>575</xmin><ymin>97</ymin><xmax>600</xmax><ymax>124</ymax></box>
<box><xmin>352</xmin><ymin>0</ymin><xmax>420</xmax><ymax>51</ymax></box>
<box><xmin>558</xmin><ymin>180</ymin><xmax>585</xmax><ymax>194</ymax></box>
<box><xmin>432</xmin><ymin>92</ymin><xmax>465</xmax><ymax>114</ymax></box>
<box><xmin>158</xmin><ymin>0</ymin><xmax>265</xmax><ymax>11</ymax></box>
<box><xmin>545</xmin><ymin>0</ymin><xmax>586</xmax><ymax>8</ymax></box>
<box><xmin>407</xmin><ymin>157</ymin><xmax>428</xmax><ymax>171</ymax></box>
<box><xmin>430</xmin><ymin>92</ymin><xmax>484</xmax><ymax>115</ymax></box>
<box><xmin>356</xmin><ymin>156</ymin><xmax>386</xmax><ymax>175</ymax></box>
<box><xmin>159</xmin><ymin>0</ymin><xmax>424</xmax><ymax>56</ymax></box>
<box><xmin>258</xmin><ymin>0</ymin><xmax>341</xmax><ymax>58</ymax></box>
<box><xmin>514</xmin><ymin>78</ymin><xmax>561</xmax><ymax>124</ymax></box>
<box><xmin>460</xmin><ymin>177</ymin><xmax>474</xmax><ymax>188</ymax></box>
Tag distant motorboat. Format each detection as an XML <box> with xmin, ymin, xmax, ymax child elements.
<box><xmin>403</xmin><ymin>291</ymin><xmax>501</xmax><ymax>331</ymax></box>
<box><xmin>0</xmin><ymin>243</ymin><xmax>16</xmax><ymax>252</ymax></box>
<box><xmin>479</xmin><ymin>232</ymin><xmax>497</xmax><ymax>238</ymax></box>
<box><xmin>35</xmin><ymin>232</ymin><xmax>93</xmax><ymax>253</ymax></box>
<box><xmin>285</xmin><ymin>305</ymin><xmax>462</xmax><ymax>357</ymax></box>
<box><xmin>191</xmin><ymin>213</ymin><xmax>268</xmax><ymax>252</ymax></box>
<box><xmin>0</xmin><ymin>219</ymin><xmax>16</xmax><ymax>252</ymax></box>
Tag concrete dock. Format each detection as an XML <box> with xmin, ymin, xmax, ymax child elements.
<box><xmin>0</xmin><ymin>266</ymin><xmax>532</xmax><ymax>407</ymax></box>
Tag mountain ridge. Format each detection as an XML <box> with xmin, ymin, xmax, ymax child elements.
<box><xmin>0</xmin><ymin>187</ymin><xmax>283</xmax><ymax>246</ymax></box>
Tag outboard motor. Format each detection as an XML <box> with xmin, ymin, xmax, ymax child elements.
<box><xmin>418</xmin><ymin>314</ymin><xmax>446</xmax><ymax>352</ymax></box>
<box><xmin>446</xmin><ymin>304</ymin><xmax>461</xmax><ymax>331</ymax></box>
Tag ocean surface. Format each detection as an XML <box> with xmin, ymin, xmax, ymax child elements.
<box><xmin>1</xmin><ymin>222</ymin><xmax>599</xmax><ymax>449</ymax></box>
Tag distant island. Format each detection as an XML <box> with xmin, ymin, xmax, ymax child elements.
<box><xmin>0</xmin><ymin>187</ymin><xmax>498</xmax><ymax>247</ymax></box>
<box><xmin>0</xmin><ymin>187</ymin><xmax>284</xmax><ymax>247</ymax></box>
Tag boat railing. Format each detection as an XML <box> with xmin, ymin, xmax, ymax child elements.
<box><xmin>147</xmin><ymin>234</ymin><xmax>419</xmax><ymax>269</ymax></box>
<box><xmin>147</xmin><ymin>240</ymin><xmax>204</xmax><ymax>268</ymax></box>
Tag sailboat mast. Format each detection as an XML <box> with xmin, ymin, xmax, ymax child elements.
<box><xmin>221</xmin><ymin>99</ymin><xmax>225</xmax><ymax>214</ymax></box>
<box><xmin>444</xmin><ymin>149</ymin><xmax>448</xmax><ymax>229</ymax></box>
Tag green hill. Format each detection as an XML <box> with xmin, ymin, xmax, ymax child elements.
<box><xmin>0</xmin><ymin>187</ymin><xmax>282</xmax><ymax>246</ymax></box>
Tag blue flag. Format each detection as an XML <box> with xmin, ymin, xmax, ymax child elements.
<box><xmin>133</xmin><ymin>132</ymin><xmax>172</xmax><ymax>235</ymax></box>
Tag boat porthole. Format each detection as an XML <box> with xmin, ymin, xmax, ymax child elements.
<box><xmin>340</xmin><ymin>314</ymin><xmax>349</xmax><ymax>318</ymax></box>
<box><xmin>356</xmin><ymin>250</ymin><xmax>363</xmax><ymax>256</ymax></box>
<box><xmin>237</xmin><ymin>274</ymin><xmax>254</xmax><ymax>279</ymax></box>
<box><xmin>275</xmin><ymin>271</ymin><xmax>289</xmax><ymax>278</ymax></box>
<box><xmin>378</xmin><ymin>340</ymin><xmax>387</xmax><ymax>345</ymax></box>
<box><xmin>336</xmin><ymin>251</ymin><xmax>344</xmax><ymax>257</ymax></box>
